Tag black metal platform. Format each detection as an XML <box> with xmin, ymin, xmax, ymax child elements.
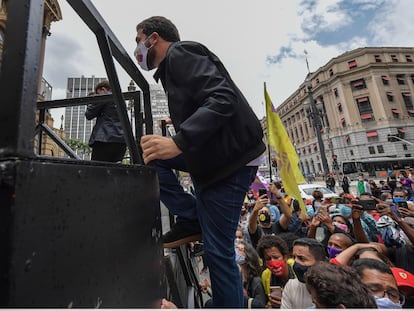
<box><xmin>0</xmin><ymin>158</ymin><xmax>163</xmax><ymax>307</ymax></box>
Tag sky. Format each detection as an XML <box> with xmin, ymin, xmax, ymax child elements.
<box><xmin>43</xmin><ymin>0</ymin><xmax>414</xmax><ymax>126</ymax></box>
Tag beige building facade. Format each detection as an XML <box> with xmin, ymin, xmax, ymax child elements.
<box><xmin>1</xmin><ymin>0</ymin><xmax>64</xmax><ymax>158</ymax></box>
<box><xmin>272</xmin><ymin>47</ymin><xmax>414</xmax><ymax>176</ymax></box>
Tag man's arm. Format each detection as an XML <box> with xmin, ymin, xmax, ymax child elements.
<box><xmin>269</xmin><ymin>184</ymin><xmax>292</xmax><ymax>230</ymax></box>
<box><xmin>248</xmin><ymin>195</ymin><xmax>267</xmax><ymax>235</ymax></box>
<box><xmin>377</xmin><ymin>203</ymin><xmax>414</xmax><ymax>244</ymax></box>
<box><xmin>351</xmin><ymin>203</ymin><xmax>369</xmax><ymax>243</ymax></box>
<box><xmin>85</xmin><ymin>102</ymin><xmax>106</xmax><ymax>120</ymax></box>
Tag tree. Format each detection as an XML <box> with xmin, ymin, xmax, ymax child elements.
<box><xmin>66</xmin><ymin>138</ymin><xmax>92</xmax><ymax>156</ymax></box>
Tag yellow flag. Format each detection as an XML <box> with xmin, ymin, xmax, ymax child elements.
<box><xmin>264</xmin><ymin>83</ymin><xmax>306</xmax><ymax>213</ymax></box>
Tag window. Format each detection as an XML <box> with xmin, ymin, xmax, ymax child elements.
<box><xmin>340</xmin><ymin>117</ymin><xmax>346</xmax><ymax>127</ymax></box>
<box><xmin>344</xmin><ymin>135</ymin><xmax>350</xmax><ymax>144</ymax></box>
<box><xmin>381</xmin><ymin>75</ymin><xmax>390</xmax><ymax>85</ymax></box>
<box><xmin>366</xmin><ymin>131</ymin><xmax>378</xmax><ymax>138</ymax></box>
<box><xmin>333</xmin><ymin>88</ymin><xmax>339</xmax><ymax>97</ymax></box>
<box><xmin>387</xmin><ymin>92</ymin><xmax>394</xmax><ymax>102</ymax></box>
<box><xmin>403</xmin><ymin>145</ymin><xmax>408</xmax><ymax>151</ymax></box>
<box><xmin>374</xmin><ymin>55</ymin><xmax>382</xmax><ymax>63</ymax></box>
<box><xmin>398</xmin><ymin>128</ymin><xmax>407</xmax><ymax>139</ymax></box>
<box><xmin>316</xmin><ymin>78</ymin><xmax>320</xmax><ymax>84</ymax></box>
<box><xmin>391</xmin><ymin>54</ymin><xmax>399</xmax><ymax>62</ymax></box>
<box><xmin>406</xmin><ymin>55</ymin><xmax>413</xmax><ymax>62</ymax></box>
<box><xmin>411</xmin><ymin>74</ymin><xmax>414</xmax><ymax>84</ymax></box>
<box><xmin>329</xmin><ymin>68</ymin><xmax>334</xmax><ymax>76</ymax></box>
<box><xmin>351</xmin><ymin>78</ymin><xmax>367</xmax><ymax>91</ymax></box>
<box><xmin>397</xmin><ymin>74</ymin><xmax>406</xmax><ymax>85</ymax></box>
<box><xmin>377</xmin><ymin>145</ymin><xmax>385</xmax><ymax>153</ymax></box>
<box><xmin>402</xmin><ymin>92</ymin><xmax>413</xmax><ymax>110</ymax></box>
<box><xmin>369</xmin><ymin>146</ymin><xmax>376</xmax><ymax>154</ymax></box>
<box><xmin>392</xmin><ymin>109</ymin><xmax>401</xmax><ymax>119</ymax></box>
<box><xmin>348</xmin><ymin>60</ymin><xmax>357</xmax><ymax>69</ymax></box>
<box><xmin>337</xmin><ymin>102</ymin><xmax>343</xmax><ymax>113</ymax></box>
<box><xmin>357</xmin><ymin>97</ymin><xmax>375</xmax><ymax>122</ymax></box>
<box><xmin>350</xmin><ymin>150</ymin><xmax>354</xmax><ymax>156</ymax></box>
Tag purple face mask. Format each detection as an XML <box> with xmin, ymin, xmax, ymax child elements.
<box><xmin>327</xmin><ymin>246</ymin><xmax>342</xmax><ymax>258</ymax></box>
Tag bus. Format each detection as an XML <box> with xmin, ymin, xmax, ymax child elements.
<box><xmin>341</xmin><ymin>157</ymin><xmax>414</xmax><ymax>180</ymax></box>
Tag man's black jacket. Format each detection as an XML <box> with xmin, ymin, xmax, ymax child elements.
<box><xmin>154</xmin><ymin>41</ymin><xmax>266</xmax><ymax>190</ymax></box>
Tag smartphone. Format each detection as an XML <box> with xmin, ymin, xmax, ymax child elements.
<box><xmin>359</xmin><ymin>199</ymin><xmax>376</xmax><ymax>210</ymax></box>
<box><xmin>269</xmin><ymin>286</ymin><xmax>283</xmax><ymax>298</ymax></box>
<box><xmin>258</xmin><ymin>188</ymin><xmax>267</xmax><ymax>197</ymax></box>
<box><xmin>397</xmin><ymin>201</ymin><xmax>408</xmax><ymax>209</ymax></box>
<box><xmin>331</xmin><ymin>197</ymin><xmax>345</xmax><ymax>204</ymax></box>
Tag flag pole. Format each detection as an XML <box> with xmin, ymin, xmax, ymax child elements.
<box><xmin>263</xmin><ymin>83</ymin><xmax>273</xmax><ymax>182</ymax></box>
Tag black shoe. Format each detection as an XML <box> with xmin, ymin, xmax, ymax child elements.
<box><xmin>163</xmin><ymin>223</ymin><xmax>202</xmax><ymax>248</ymax></box>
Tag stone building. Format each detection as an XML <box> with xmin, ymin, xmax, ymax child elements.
<box><xmin>273</xmin><ymin>47</ymin><xmax>414</xmax><ymax>176</ymax></box>
<box><xmin>0</xmin><ymin>0</ymin><xmax>65</xmax><ymax>158</ymax></box>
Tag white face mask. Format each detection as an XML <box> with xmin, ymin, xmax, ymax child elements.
<box><xmin>134</xmin><ymin>33</ymin><xmax>154</xmax><ymax>71</ymax></box>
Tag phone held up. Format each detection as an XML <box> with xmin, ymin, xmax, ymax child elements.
<box><xmin>258</xmin><ymin>188</ymin><xmax>268</xmax><ymax>197</ymax></box>
<box><xmin>358</xmin><ymin>199</ymin><xmax>376</xmax><ymax>211</ymax></box>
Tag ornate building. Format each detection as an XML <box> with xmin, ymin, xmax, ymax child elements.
<box><xmin>275</xmin><ymin>47</ymin><xmax>414</xmax><ymax>175</ymax></box>
<box><xmin>0</xmin><ymin>0</ymin><xmax>65</xmax><ymax>158</ymax></box>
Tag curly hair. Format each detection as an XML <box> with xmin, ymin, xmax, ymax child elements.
<box><xmin>305</xmin><ymin>262</ymin><xmax>377</xmax><ymax>308</ymax></box>
<box><xmin>256</xmin><ymin>234</ymin><xmax>288</xmax><ymax>260</ymax></box>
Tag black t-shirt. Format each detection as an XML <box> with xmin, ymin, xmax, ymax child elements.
<box><xmin>249</xmin><ymin>222</ymin><xmax>288</xmax><ymax>249</ymax></box>
<box><xmin>387</xmin><ymin>245</ymin><xmax>414</xmax><ymax>274</ymax></box>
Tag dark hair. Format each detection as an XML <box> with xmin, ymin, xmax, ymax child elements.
<box><xmin>312</xmin><ymin>190</ymin><xmax>323</xmax><ymax>199</ymax></box>
<box><xmin>244</xmin><ymin>242</ymin><xmax>263</xmax><ymax>281</ymax></box>
<box><xmin>352</xmin><ymin>258</ymin><xmax>393</xmax><ymax>276</ymax></box>
<box><xmin>277</xmin><ymin>232</ymin><xmax>299</xmax><ymax>254</ymax></box>
<box><xmin>256</xmin><ymin>235</ymin><xmax>288</xmax><ymax>259</ymax></box>
<box><xmin>136</xmin><ymin>16</ymin><xmax>180</xmax><ymax>42</ymax></box>
<box><xmin>328</xmin><ymin>232</ymin><xmax>354</xmax><ymax>248</ymax></box>
<box><xmin>352</xmin><ymin>247</ymin><xmax>394</xmax><ymax>267</ymax></box>
<box><xmin>293</xmin><ymin>238</ymin><xmax>327</xmax><ymax>262</ymax></box>
<box><xmin>305</xmin><ymin>262</ymin><xmax>377</xmax><ymax>308</ymax></box>
<box><xmin>94</xmin><ymin>80</ymin><xmax>111</xmax><ymax>93</ymax></box>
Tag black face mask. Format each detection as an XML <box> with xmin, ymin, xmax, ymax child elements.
<box><xmin>258</xmin><ymin>211</ymin><xmax>271</xmax><ymax>225</ymax></box>
<box><xmin>293</xmin><ymin>261</ymin><xmax>310</xmax><ymax>283</ymax></box>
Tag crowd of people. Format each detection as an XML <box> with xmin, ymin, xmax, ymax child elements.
<box><xmin>183</xmin><ymin>174</ymin><xmax>414</xmax><ymax>309</ymax></box>
<box><xmin>130</xmin><ymin>14</ymin><xmax>414</xmax><ymax>309</ymax></box>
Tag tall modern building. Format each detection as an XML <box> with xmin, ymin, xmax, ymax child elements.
<box><xmin>149</xmin><ymin>84</ymin><xmax>169</xmax><ymax>136</ymax></box>
<box><xmin>268</xmin><ymin>47</ymin><xmax>414</xmax><ymax>176</ymax></box>
<box><xmin>64</xmin><ymin>76</ymin><xmax>106</xmax><ymax>146</ymax></box>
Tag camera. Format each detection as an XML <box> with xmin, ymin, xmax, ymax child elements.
<box><xmin>358</xmin><ymin>199</ymin><xmax>376</xmax><ymax>210</ymax></box>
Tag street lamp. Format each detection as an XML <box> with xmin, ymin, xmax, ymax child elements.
<box><xmin>303</xmin><ymin>78</ymin><xmax>330</xmax><ymax>178</ymax></box>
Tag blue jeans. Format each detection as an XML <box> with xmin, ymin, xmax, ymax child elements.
<box><xmin>156</xmin><ymin>155</ymin><xmax>258</xmax><ymax>307</ymax></box>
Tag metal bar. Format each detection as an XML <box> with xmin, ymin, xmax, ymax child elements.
<box><xmin>37</xmin><ymin>109</ymin><xmax>46</xmax><ymax>155</ymax></box>
<box><xmin>132</xmin><ymin>92</ymin><xmax>144</xmax><ymax>154</ymax></box>
<box><xmin>39</xmin><ymin>124</ymin><xmax>81</xmax><ymax>159</ymax></box>
<box><xmin>0</xmin><ymin>0</ymin><xmax>43</xmax><ymax>157</ymax></box>
<box><xmin>37</xmin><ymin>91</ymin><xmax>139</xmax><ymax>110</ymax></box>
<box><xmin>66</xmin><ymin>0</ymin><xmax>153</xmax><ymax>135</ymax></box>
<box><xmin>95</xmin><ymin>29</ymin><xmax>142</xmax><ymax>165</ymax></box>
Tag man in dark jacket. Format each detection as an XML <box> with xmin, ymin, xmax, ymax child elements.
<box><xmin>85</xmin><ymin>80</ymin><xmax>126</xmax><ymax>162</ymax></box>
<box><xmin>135</xmin><ymin>16</ymin><xmax>266</xmax><ymax>308</ymax></box>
